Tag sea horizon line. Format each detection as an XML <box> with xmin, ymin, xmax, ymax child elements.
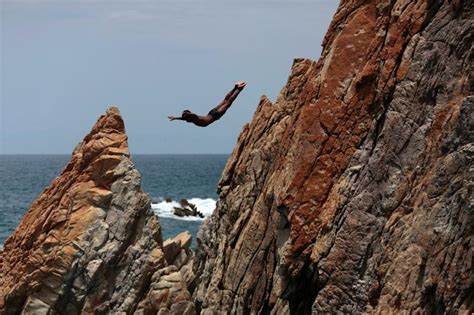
<box><xmin>0</xmin><ymin>153</ymin><xmax>231</xmax><ymax>156</ymax></box>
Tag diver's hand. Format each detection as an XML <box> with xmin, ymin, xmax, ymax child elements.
<box><xmin>235</xmin><ymin>81</ymin><xmax>246</xmax><ymax>89</ymax></box>
<box><xmin>168</xmin><ymin>116</ymin><xmax>177</xmax><ymax>121</ymax></box>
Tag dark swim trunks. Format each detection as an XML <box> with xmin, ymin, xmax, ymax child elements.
<box><xmin>208</xmin><ymin>108</ymin><xmax>223</xmax><ymax>120</ymax></box>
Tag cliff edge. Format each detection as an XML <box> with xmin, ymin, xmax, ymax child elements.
<box><xmin>193</xmin><ymin>0</ymin><xmax>473</xmax><ymax>313</ymax></box>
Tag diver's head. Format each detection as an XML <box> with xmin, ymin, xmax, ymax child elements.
<box><xmin>181</xmin><ymin>110</ymin><xmax>194</xmax><ymax>122</ymax></box>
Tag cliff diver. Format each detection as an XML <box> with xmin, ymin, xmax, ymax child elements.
<box><xmin>168</xmin><ymin>80</ymin><xmax>246</xmax><ymax>127</ymax></box>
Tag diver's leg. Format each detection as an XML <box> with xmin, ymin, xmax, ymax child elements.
<box><xmin>214</xmin><ymin>86</ymin><xmax>244</xmax><ymax>114</ymax></box>
<box><xmin>209</xmin><ymin>86</ymin><xmax>237</xmax><ymax>112</ymax></box>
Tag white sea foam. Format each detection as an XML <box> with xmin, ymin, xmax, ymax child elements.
<box><xmin>151</xmin><ymin>198</ymin><xmax>216</xmax><ymax>221</ymax></box>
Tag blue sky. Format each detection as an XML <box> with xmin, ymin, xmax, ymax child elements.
<box><xmin>0</xmin><ymin>0</ymin><xmax>338</xmax><ymax>154</ymax></box>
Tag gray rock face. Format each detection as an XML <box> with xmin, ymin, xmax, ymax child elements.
<box><xmin>193</xmin><ymin>1</ymin><xmax>473</xmax><ymax>314</ymax></box>
<box><xmin>0</xmin><ymin>108</ymin><xmax>195</xmax><ymax>314</ymax></box>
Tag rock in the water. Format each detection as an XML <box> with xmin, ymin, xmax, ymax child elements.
<box><xmin>0</xmin><ymin>107</ymin><xmax>195</xmax><ymax>314</ymax></box>
<box><xmin>193</xmin><ymin>1</ymin><xmax>473</xmax><ymax>314</ymax></box>
<box><xmin>179</xmin><ymin>199</ymin><xmax>190</xmax><ymax>207</ymax></box>
<box><xmin>173</xmin><ymin>200</ymin><xmax>204</xmax><ymax>218</ymax></box>
<box><xmin>173</xmin><ymin>207</ymin><xmax>193</xmax><ymax>217</ymax></box>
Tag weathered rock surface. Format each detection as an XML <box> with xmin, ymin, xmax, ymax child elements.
<box><xmin>0</xmin><ymin>108</ymin><xmax>195</xmax><ymax>314</ymax></box>
<box><xmin>138</xmin><ymin>232</ymin><xmax>195</xmax><ymax>315</ymax></box>
<box><xmin>193</xmin><ymin>1</ymin><xmax>473</xmax><ymax>314</ymax></box>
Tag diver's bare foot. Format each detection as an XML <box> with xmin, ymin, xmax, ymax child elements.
<box><xmin>236</xmin><ymin>81</ymin><xmax>246</xmax><ymax>89</ymax></box>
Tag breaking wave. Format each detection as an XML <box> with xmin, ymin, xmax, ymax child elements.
<box><xmin>151</xmin><ymin>197</ymin><xmax>216</xmax><ymax>221</ymax></box>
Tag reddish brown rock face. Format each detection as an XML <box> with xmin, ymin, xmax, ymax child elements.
<box><xmin>0</xmin><ymin>108</ymin><xmax>195</xmax><ymax>314</ymax></box>
<box><xmin>193</xmin><ymin>0</ymin><xmax>473</xmax><ymax>314</ymax></box>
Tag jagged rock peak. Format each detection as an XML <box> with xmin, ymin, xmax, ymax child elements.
<box><xmin>193</xmin><ymin>1</ymin><xmax>473</xmax><ymax>314</ymax></box>
<box><xmin>0</xmin><ymin>107</ymin><xmax>194</xmax><ymax>314</ymax></box>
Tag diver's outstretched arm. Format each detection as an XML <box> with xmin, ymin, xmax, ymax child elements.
<box><xmin>168</xmin><ymin>115</ymin><xmax>183</xmax><ymax>121</ymax></box>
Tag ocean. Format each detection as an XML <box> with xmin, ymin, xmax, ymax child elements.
<box><xmin>0</xmin><ymin>154</ymin><xmax>228</xmax><ymax>247</ymax></box>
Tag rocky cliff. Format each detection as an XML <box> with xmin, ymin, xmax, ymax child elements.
<box><xmin>1</xmin><ymin>1</ymin><xmax>472</xmax><ymax>314</ymax></box>
<box><xmin>0</xmin><ymin>108</ymin><xmax>195</xmax><ymax>314</ymax></box>
<box><xmin>193</xmin><ymin>0</ymin><xmax>473</xmax><ymax>314</ymax></box>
